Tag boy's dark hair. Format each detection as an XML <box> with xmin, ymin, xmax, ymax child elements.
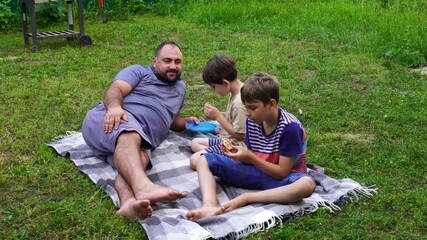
<box><xmin>241</xmin><ymin>72</ymin><xmax>280</xmax><ymax>105</ymax></box>
<box><xmin>202</xmin><ymin>55</ymin><xmax>238</xmax><ymax>85</ymax></box>
<box><xmin>155</xmin><ymin>41</ymin><xmax>181</xmax><ymax>56</ymax></box>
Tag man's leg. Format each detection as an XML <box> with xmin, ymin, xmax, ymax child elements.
<box><xmin>186</xmin><ymin>155</ymin><xmax>223</xmax><ymax>220</ymax></box>
<box><xmin>221</xmin><ymin>176</ymin><xmax>315</xmax><ymax>212</ymax></box>
<box><xmin>114</xmin><ymin>132</ymin><xmax>186</xmax><ymax>207</ymax></box>
<box><xmin>115</xmin><ymin>174</ymin><xmax>153</xmax><ymax>219</ymax></box>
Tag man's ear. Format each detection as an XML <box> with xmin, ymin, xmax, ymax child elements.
<box><xmin>151</xmin><ymin>56</ymin><xmax>157</xmax><ymax>66</ymax></box>
<box><xmin>222</xmin><ymin>79</ymin><xmax>230</xmax><ymax>85</ymax></box>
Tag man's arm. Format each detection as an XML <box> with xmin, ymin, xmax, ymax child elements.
<box><xmin>103</xmin><ymin>80</ymin><xmax>132</xmax><ymax>133</ymax></box>
<box><xmin>170</xmin><ymin>111</ymin><xmax>198</xmax><ymax>132</ymax></box>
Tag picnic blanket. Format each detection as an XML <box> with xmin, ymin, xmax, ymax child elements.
<box><xmin>47</xmin><ymin>131</ymin><xmax>377</xmax><ymax>240</ymax></box>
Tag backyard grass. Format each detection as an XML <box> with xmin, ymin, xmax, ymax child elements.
<box><xmin>1</xmin><ymin>0</ymin><xmax>426</xmax><ymax>239</ymax></box>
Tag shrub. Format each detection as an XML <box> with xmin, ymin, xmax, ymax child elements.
<box><xmin>34</xmin><ymin>2</ymin><xmax>67</xmax><ymax>26</ymax></box>
<box><xmin>0</xmin><ymin>0</ymin><xmax>18</xmax><ymax>32</ymax></box>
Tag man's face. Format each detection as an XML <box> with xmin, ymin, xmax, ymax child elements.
<box><xmin>152</xmin><ymin>44</ymin><xmax>183</xmax><ymax>82</ymax></box>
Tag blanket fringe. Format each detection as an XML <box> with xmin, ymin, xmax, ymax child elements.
<box><xmin>337</xmin><ymin>184</ymin><xmax>379</xmax><ymax>205</ymax></box>
<box><xmin>51</xmin><ymin>131</ymin><xmax>79</xmax><ymax>142</ymax></box>
<box><xmin>315</xmin><ymin>201</ymin><xmax>341</xmax><ymax>213</ymax></box>
<box><xmin>220</xmin><ymin>184</ymin><xmax>378</xmax><ymax>239</ymax></box>
<box><xmin>220</xmin><ymin>216</ymin><xmax>283</xmax><ymax>240</ymax></box>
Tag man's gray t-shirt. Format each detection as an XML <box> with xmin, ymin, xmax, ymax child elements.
<box><xmin>114</xmin><ymin>64</ymin><xmax>186</xmax><ymax>147</ymax></box>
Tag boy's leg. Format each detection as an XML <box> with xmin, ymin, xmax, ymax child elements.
<box><xmin>189</xmin><ymin>150</ymin><xmax>206</xmax><ymax>170</ymax></box>
<box><xmin>189</xmin><ymin>138</ymin><xmax>222</xmax><ymax>170</ymax></box>
<box><xmin>186</xmin><ymin>155</ymin><xmax>224</xmax><ymax>220</ymax></box>
<box><xmin>205</xmin><ymin>153</ymin><xmax>267</xmax><ymax>190</ymax></box>
<box><xmin>190</xmin><ymin>138</ymin><xmax>209</xmax><ymax>152</ymax></box>
<box><xmin>222</xmin><ymin>176</ymin><xmax>315</xmax><ymax>212</ymax></box>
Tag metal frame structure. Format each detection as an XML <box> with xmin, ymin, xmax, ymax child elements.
<box><xmin>20</xmin><ymin>0</ymin><xmax>92</xmax><ymax>51</ymax></box>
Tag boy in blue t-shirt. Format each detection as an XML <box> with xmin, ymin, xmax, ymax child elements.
<box><xmin>186</xmin><ymin>72</ymin><xmax>316</xmax><ymax>220</ymax></box>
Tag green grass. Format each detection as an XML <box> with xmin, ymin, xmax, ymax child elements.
<box><xmin>155</xmin><ymin>0</ymin><xmax>427</xmax><ymax>67</ymax></box>
<box><xmin>1</xmin><ymin>0</ymin><xmax>426</xmax><ymax>239</ymax></box>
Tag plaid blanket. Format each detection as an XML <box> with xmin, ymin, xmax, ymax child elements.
<box><xmin>47</xmin><ymin>131</ymin><xmax>377</xmax><ymax>240</ymax></box>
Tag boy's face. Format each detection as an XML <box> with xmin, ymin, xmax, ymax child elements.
<box><xmin>209</xmin><ymin>81</ymin><xmax>229</xmax><ymax>96</ymax></box>
<box><xmin>243</xmin><ymin>100</ymin><xmax>271</xmax><ymax>124</ymax></box>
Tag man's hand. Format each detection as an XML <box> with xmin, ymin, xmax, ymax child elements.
<box><xmin>104</xmin><ymin>106</ymin><xmax>128</xmax><ymax>133</ymax></box>
<box><xmin>202</xmin><ymin>103</ymin><xmax>221</xmax><ymax>120</ymax></box>
<box><xmin>184</xmin><ymin>116</ymin><xmax>199</xmax><ymax>125</ymax></box>
<box><xmin>170</xmin><ymin>114</ymin><xmax>199</xmax><ymax>132</ymax></box>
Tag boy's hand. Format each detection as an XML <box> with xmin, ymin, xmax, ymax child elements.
<box><xmin>221</xmin><ymin>139</ymin><xmax>237</xmax><ymax>153</ymax></box>
<box><xmin>224</xmin><ymin>145</ymin><xmax>251</xmax><ymax>163</ymax></box>
<box><xmin>203</xmin><ymin>103</ymin><xmax>220</xmax><ymax>120</ymax></box>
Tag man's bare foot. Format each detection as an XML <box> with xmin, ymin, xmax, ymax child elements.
<box><xmin>116</xmin><ymin>198</ymin><xmax>153</xmax><ymax>219</ymax></box>
<box><xmin>136</xmin><ymin>183</ymin><xmax>187</xmax><ymax>204</ymax></box>
<box><xmin>221</xmin><ymin>194</ymin><xmax>249</xmax><ymax>213</ymax></box>
<box><xmin>186</xmin><ymin>206</ymin><xmax>224</xmax><ymax>220</ymax></box>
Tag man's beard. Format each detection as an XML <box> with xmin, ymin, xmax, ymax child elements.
<box><xmin>156</xmin><ymin>70</ymin><xmax>181</xmax><ymax>84</ymax></box>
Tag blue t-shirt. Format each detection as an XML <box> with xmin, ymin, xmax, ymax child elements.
<box><xmin>244</xmin><ymin>108</ymin><xmax>308</xmax><ymax>173</ymax></box>
<box><xmin>114</xmin><ymin>64</ymin><xmax>186</xmax><ymax>147</ymax></box>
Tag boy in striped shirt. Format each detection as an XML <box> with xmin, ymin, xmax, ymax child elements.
<box><xmin>187</xmin><ymin>72</ymin><xmax>315</xmax><ymax>220</ymax></box>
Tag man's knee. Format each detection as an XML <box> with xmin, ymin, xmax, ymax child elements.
<box><xmin>116</xmin><ymin>131</ymin><xmax>141</xmax><ymax>147</ymax></box>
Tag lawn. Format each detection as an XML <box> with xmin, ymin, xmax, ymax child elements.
<box><xmin>1</xmin><ymin>0</ymin><xmax>426</xmax><ymax>239</ymax></box>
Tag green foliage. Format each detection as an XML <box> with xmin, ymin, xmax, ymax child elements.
<box><xmin>0</xmin><ymin>0</ymin><xmax>19</xmax><ymax>32</ymax></box>
<box><xmin>34</xmin><ymin>2</ymin><xmax>67</xmax><ymax>25</ymax></box>
<box><xmin>127</xmin><ymin>0</ymin><xmax>156</xmax><ymax>14</ymax></box>
<box><xmin>1</xmin><ymin>1</ymin><xmax>426</xmax><ymax>239</ymax></box>
<box><xmin>108</xmin><ymin>0</ymin><xmax>158</xmax><ymax>19</ymax></box>
<box><xmin>150</xmin><ymin>0</ymin><xmax>427</xmax><ymax>67</ymax></box>
<box><xmin>380</xmin><ymin>0</ymin><xmax>427</xmax><ymax>11</ymax></box>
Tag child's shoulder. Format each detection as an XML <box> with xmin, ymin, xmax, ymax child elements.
<box><xmin>278</xmin><ymin>109</ymin><xmax>303</xmax><ymax>128</ymax></box>
<box><xmin>229</xmin><ymin>92</ymin><xmax>244</xmax><ymax>107</ymax></box>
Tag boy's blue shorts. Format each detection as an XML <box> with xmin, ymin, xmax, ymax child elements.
<box><xmin>204</xmin><ymin>153</ymin><xmax>313</xmax><ymax>190</ymax></box>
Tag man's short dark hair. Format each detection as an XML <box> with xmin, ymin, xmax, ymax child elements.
<box><xmin>202</xmin><ymin>55</ymin><xmax>238</xmax><ymax>85</ymax></box>
<box><xmin>155</xmin><ymin>41</ymin><xmax>181</xmax><ymax>56</ymax></box>
<box><xmin>241</xmin><ymin>72</ymin><xmax>280</xmax><ymax>105</ymax></box>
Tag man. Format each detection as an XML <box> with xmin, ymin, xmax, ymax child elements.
<box><xmin>82</xmin><ymin>41</ymin><xmax>198</xmax><ymax>219</ymax></box>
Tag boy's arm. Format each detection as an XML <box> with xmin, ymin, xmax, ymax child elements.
<box><xmin>226</xmin><ymin>147</ymin><xmax>293</xmax><ymax>180</ymax></box>
<box><xmin>203</xmin><ymin>103</ymin><xmax>245</xmax><ymax>141</ymax></box>
<box><xmin>215</xmin><ymin>114</ymin><xmax>245</xmax><ymax>141</ymax></box>
<box><xmin>248</xmin><ymin>154</ymin><xmax>293</xmax><ymax>180</ymax></box>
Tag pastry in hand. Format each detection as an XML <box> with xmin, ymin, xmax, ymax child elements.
<box><xmin>222</xmin><ymin>139</ymin><xmax>234</xmax><ymax>151</ymax></box>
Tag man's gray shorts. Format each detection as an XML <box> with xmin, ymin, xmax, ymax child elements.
<box><xmin>82</xmin><ymin>102</ymin><xmax>152</xmax><ymax>168</ymax></box>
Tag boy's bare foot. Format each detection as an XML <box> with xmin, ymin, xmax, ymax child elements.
<box><xmin>186</xmin><ymin>206</ymin><xmax>224</xmax><ymax>220</ymax></box>
<box><xmin>136</xmin><ymin>183</ymin><xmax>187</xmax><ymax>204</ymax></box>
<box><xmin>221</xmin><ymin>194</ymin><xmax>249</xmax><ymax>213</ymax></box>
<box><xmin>116</xmin><ymin>198</ymin><xmax>153</xmax><ymax>219</ymax></box>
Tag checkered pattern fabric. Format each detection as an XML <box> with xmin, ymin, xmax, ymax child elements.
<box><xmin>47</xmin><ymin>131</ymin><xmax>377</xmax><ymax>240</ymax></box>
